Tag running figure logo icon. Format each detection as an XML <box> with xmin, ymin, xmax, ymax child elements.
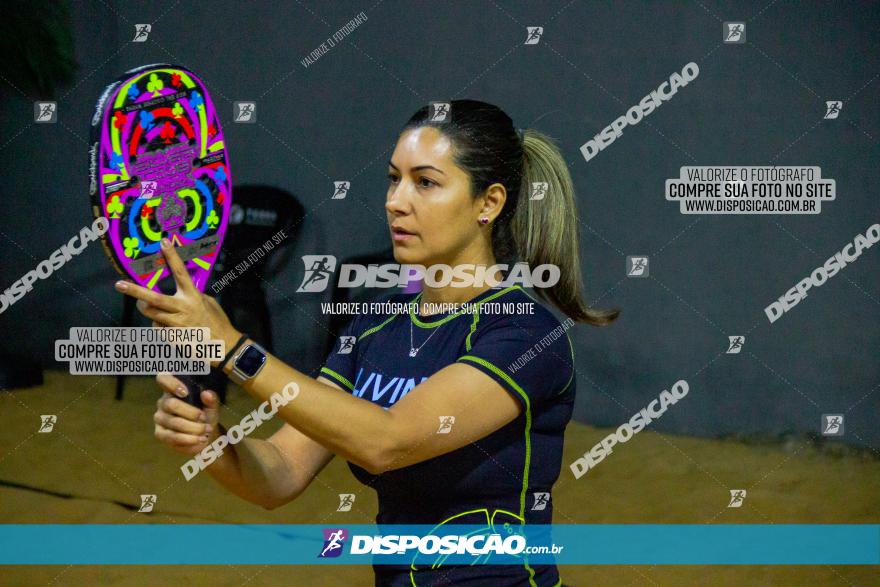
<box><xmin>727</xmin><ymin>489</ymin><xmax>746</xmax><ymax>508</ymax></box>
<box><xmin>531</xmin><ymin>492</ymin><xmax>550</xmax><ymax>511</ymax></box>
<box><xmin>138</xmin><ymin>494</ymin><xmax>157</xmax><ymax>513</ymax></box>
<box><xmin>38</xmin><ymin>415</ymin><xmax>57</xmax><ymax>433</ymax></box>
<box><xmin>626</xmin><ymin>256</ymin><xmax>649</xmax><ymax>277</ymax></box>
<box><xmin>132</xmin><ymin>24</ymin><xmax>151</xmax><ymax>42</ymax></box>
<box><xmin>337</xmin><ymin>494</ymin><xmax>355</xmax><ymax>512</ymax></box>
<box><xmin>524</xmin><ymin>27</ymin><xmax>544</xmax><ymax>45</ymax></box>
<box><xmin>139</xmin><ymin>181</ymin><xmax>157</xmax><ymax>199</ymax></box>
<box><xmin>297</xmin><ymin>255</ymin><xmax>337</xmax><ymax>292</ymax></box>
<box><xmin>429</xmin><ymin>102</ymin><xmax>450</xmax><ymax>122</ymax></box>
<box><xmin>436</xmin><ymin>416</ymin><xmax>455</xmax><ymax>434</ymax></box>
<box><xmin>821</xmin><ymin>414</ymin><xmax>844</xmax><ymax>436</ymax></box>
<box><xmin>723</xmin><ymin>22</ymin><xmax>745</xmax><ymax>43</ymax></box>
<box><xmin>319</xmin><ymin>528</ymin><xmax>349</xmax><ymax>558</ymax></box>
<box><xmin>337</xmin><ymin>336</ymin><xmax>356</xmax><ymax>355</ymax></box>
<box><xmin>233</xmin><ymin>102</ymin><xmax>256</xmax><ymax>123</ymax></box>
<box><xmin>824</xmin><ymin>101</ymin><xmax>843</xmax><ymax>119</ymax></box>
<box><xmin>34</xmin><ymin>102</ymin><xmax>57</xmax><ymax>123</ymax></box>
<box><xmin>530</xmin><ymin>182</ymin><xmax>548</xmax><ymax>200</ymax></box>
<box><xmin>726</xmin><ymin>336</ymin><xmax>745</xmax><ymax>354</ymax></box>
<box><xmin>332</xmin><ymin>181</ymin><xmax>350</xmax><ymax>200</ymax></box>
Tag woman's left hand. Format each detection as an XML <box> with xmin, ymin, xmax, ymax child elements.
<box><xmin>114</xmin><ymin>238</ymin><xmax>240</xmax><ymax>351</ymax></box>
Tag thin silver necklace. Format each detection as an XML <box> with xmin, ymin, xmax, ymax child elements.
<box><xmin>409</xmin><ymin>299</ymin><xmax>442</xmax><ymax>357</ymax></box>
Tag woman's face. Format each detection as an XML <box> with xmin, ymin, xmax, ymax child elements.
<box><xmin>385</xmin><ymin>126</ymin><xmax>485</xmax><ymax>267</ymax></box>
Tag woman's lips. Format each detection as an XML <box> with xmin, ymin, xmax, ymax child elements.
<box><xmin>391</xmin><ymin>227</ymin><xmax>416</xmax><ymax>242</ymax></box>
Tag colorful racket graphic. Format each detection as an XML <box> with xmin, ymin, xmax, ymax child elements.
<box><xmin>89</xmin><ymin>63</ymin><xmax>232</xmax><ymax>407</ymax></box>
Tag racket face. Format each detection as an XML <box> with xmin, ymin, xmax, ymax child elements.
<box><xmin>89</xmin><ymin>63</ymin><xmax>232</xmax><ymax>293</ymax></box>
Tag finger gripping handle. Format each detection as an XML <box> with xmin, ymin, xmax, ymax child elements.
<box><xmin>177</xmin><ymin>374</ymin><xmax>210</xmax><ymax>408</ymax></box>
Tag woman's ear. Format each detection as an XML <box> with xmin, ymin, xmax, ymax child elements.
<box><xmin>481</xmin><ymin>182</ymin><xmax>507</xmax><ymax>218</ymax></box>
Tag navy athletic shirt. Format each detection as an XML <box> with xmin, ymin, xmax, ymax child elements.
<box><xmin>320</xmin><ymin>285</ymin><xmax>575</xmax><ymax>587</ymax></box>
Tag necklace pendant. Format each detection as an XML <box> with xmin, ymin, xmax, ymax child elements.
<box><xmin>408</xmin><ymin>348</ymin><xmax>418</xmax><ymax>357</ymax></box>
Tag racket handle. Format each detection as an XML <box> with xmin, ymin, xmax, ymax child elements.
<box><xmin>177</xmin><ymin>373</ymin><xmax>209</xmax><ymax>408</ymax></box>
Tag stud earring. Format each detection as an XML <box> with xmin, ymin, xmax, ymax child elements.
<box><xmin>479</xmin><ymin>216</ymin><xmax>489</xmax><ymax>225</ymax></box>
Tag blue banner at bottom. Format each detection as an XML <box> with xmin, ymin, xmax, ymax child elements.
<box><xmin>0</xmin><ymin>525</ymin><xmax>877</xmax><ymax>565</ymax></box>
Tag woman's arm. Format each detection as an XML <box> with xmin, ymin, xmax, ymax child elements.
<box><xmin>204</xmin><ymin>418</ymin><xmax>335</xmax><ymax>510</ymax></box>
<box><xmin>225</xmin><ymin>347</ymin><xmax>523</xmax><ymax>475</ymax></box>
<box><xmin>157</xmin><ymin>373</ymin><xmax>337</xmax><ymax>510</ymax></box>
<box><xmin>120</xmin><ymin>241</ymin><xmax>524</xmax><ymax>476</ymax></box>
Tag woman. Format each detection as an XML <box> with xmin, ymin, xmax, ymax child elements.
<box><xmin>116</xmin><ymin>99</ymin><xmax>618</xmax><ymax>586</ymax></box>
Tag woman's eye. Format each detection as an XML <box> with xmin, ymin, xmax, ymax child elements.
<box><xmin>387</xmin><ymin>174</ymin><xmax>435</xmax><ymax>188</ymax></box>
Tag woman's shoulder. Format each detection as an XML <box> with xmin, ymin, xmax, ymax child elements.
<box><xmin>461</xmin><ymin>286</ymin><xmax>576</xmax><ymax>404</ymax></box>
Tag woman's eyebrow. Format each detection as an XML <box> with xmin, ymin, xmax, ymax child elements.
<box><xmin>387</xmin><ymin>161</ymin><xmax>446</xmax><ymax>175</ymax></box>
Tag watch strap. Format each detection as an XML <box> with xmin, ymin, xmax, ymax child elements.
<box><xmin>218</xmin><ymin>333</ymin><xmax>249</xmax><ymax>371</ymax></box>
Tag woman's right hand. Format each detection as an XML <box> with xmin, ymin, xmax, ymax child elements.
<box><xmin>154</xmin><ymin>373</ymin><xmax>222</xmax><ymax>456</ymax></box>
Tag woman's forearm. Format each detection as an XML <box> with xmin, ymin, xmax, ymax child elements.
<box><xmin>204</xmin><ymin>424</ymin><xmax>300</xmax><ymax>509</ymax></box>
<box><xmin>223</xmin><ymin>346</ymin><xmax>395</xmax><ymax>474</ymax></box>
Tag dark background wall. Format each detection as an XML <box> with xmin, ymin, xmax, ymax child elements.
<box><xmin>1</xmin><ymin>1</ymin><xmax>877</xmax><ymax>447</ymax></box>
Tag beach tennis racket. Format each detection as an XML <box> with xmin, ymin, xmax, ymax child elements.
<box><xmin>89</xmin><ymin>63</ymin><xmax>232</xmax><ymax>407</ymax></box>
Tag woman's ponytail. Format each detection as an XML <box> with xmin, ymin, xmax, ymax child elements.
<box><xmin>513</xmin><ymin>129</ymin><xmax>619</xmax><ymax>326</ymax></box>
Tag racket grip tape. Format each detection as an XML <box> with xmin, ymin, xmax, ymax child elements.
<box><xmin>177</xmin><ymin>373</ymin><xmax>210</xmax><ymax>408</ymax></box>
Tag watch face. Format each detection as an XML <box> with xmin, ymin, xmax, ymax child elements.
<box><xmin>236</xmin><ymin>345</ymin><xmax>266</xmax><ymax>377</ymax></box>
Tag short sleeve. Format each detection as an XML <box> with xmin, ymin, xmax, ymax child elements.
<box><xmin>456</xmin><ymin>312</ymin><xmax>575</xmax><ymax>410</ymax></box>
<box><xmin>319</xmin><ymin>314</ymin><xmax>363</xmax><ymax>393</ymax></box>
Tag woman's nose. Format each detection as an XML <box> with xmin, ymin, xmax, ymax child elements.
<box><xmin>385</xmin><ymin>186</ymin><xmax>410</xmax><ymax>215</ymax></box>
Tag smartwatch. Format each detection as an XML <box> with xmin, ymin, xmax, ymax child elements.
<box><xmin>229</xmin><ymin>340</ymin><xmax>268</xmax><ymax>385</ymax></box>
